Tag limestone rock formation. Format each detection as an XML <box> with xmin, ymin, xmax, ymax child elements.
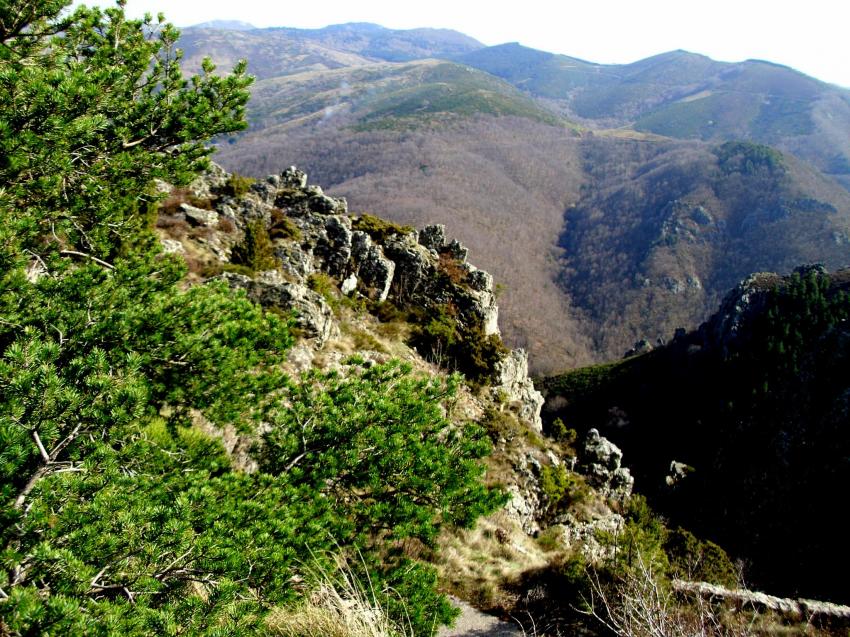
<box><xmin>219</xmin><ymin>271</ymin><xmax>339</xmax><ymax>346</ymax></box>
<box><xmin>493</xmin><ymin>350</ymin><xmax>544</xmax><ymax>432</ymax></box>
<box><xmin>161</xmin><ymin>162</ymin><xmax>543</xmax><ymax>458</ymax></box>
<box><xmin>580</xmin><ymin>428</ymin><xmax>633</xmax><ymax>501</ymax></box>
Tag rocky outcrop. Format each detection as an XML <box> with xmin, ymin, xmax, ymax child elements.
<box><xmin>549</xmin><ymin>512</ymin><xmax>624</xmax><ymax>562</ymax></box>
<box><xmin>351</xmin><ymin>232</ymin><xmax>395</xmax><ymax>301</ymax></box>
<box><xmin>700</xmin><ymin>272</ymin><xmax>782</xmax><ymax>356</ymax></box>
<box><xmin>219</xmin><ymin>271</ymin><xmax>339</xmax><ymax>346</ymax></box>
<box><xmin>493</xmin><ymin>350</ymin><xmax>544</xmax><ymax>431</ymax></box>
<box><xmin>164</xmin><ymin>163</ymin><xmax>542</xmax><ymax>436</ymax></box>
<box><xmin>580</xmin><ymin>428</ymin><xmax>633</xmax><ymax>501</ymax></box>
<box><xmin>505</xmin><ymin>485</ymin><xmax>542</xmax><ymax>536</ymax></box>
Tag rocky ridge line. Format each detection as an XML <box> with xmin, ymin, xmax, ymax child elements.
<box><xmin>160</xmin><ymin>162</ymin><xmax>544</xmax><ymax>430</ymax></box>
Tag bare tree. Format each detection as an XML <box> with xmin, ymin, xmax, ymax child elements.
<box><xmin>582</xmin><ymin>553</ymin><xmax>758</xmax><ymax>637</ymax></box>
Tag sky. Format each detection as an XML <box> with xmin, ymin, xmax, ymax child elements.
<box><xmin>69</xmin><ymin>0</ymin><xmax>850</xmax><ymax>88</ymax></box>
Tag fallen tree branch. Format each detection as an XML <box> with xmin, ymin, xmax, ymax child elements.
<box><xmin>59</xmin><ymin>250</ymin><xmax>115</xmax><ymax>270</ymax></box>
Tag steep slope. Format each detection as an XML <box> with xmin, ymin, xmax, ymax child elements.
<box><xmin>542</xmin><ymin>266</ymin><xmax>850</xmax><ymax>603</ymax></box>
<box><xmin>559</xmin><ymin>138</ymin><xmax>850</xmax><ymax>358</ymax></box>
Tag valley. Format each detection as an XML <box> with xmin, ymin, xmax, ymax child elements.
<box><xmin>180</xmin><ymin>22</ymin><xmax>850</xmax><ymax>370</ymax></box>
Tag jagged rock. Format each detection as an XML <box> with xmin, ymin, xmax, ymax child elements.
<box><xmin>466</xmin><ymin>267</ymin><xmax>493</xmax><ymax>293</ymax></box>
<box><xmin>703</xmin><ymin>271</ymin><xmax>781</xmax><ymax>355</ymax></box>
<box><xmin>275</xmin><ymin>243</ymin><xmax>316</xmax><ymax>279</ymax></box>
<box><xmin>181</xmin><ymin>203</ymin><xmax>219</xmax><ymax>227</ymax></box>
<box><xmin>466</xmin><ymin>285</ymin><xmax>499</xmax><ymax>336</ymax></box>
<box><xmin>274</xmin><ymin>170</ymin><xmax>345</xmax><ymax>217</ymax></box>
<box><xmin>551</xmin><ymin>512</ymin><xmax>625</xmax><ymax>561</ymax></box>
<box><xmin>505</xmin><ymin>485</ymin><xmax>541</xmax><ymax>535</ymax></box>
<box><xmin>580</xmin><ymin>429</ymin><xmax>633</xmax><ymax>501</ymax></box>
<box><xmin>281</xmin><ymin>166</ymin><xmax>308</xmax><ymax>190</ymax></box>
<box><xmin>300</xmin><ymin>183</ymin><xmax>348</xmax><ymax>215</ymax></box>
<box><xmin>352</xmin><ymin>232</ymin><xmax>395</xmax><ymax>302</ymax></box>
<box><xmin>611</xmin><ymin>467</ymin><xmax>635</xmax><ymax>496</ymax></box>
<box><xmin>219</xmin><ymin>271</ymin><xmax>339</xmax><ymax>346</ymax></box>
<box><xmin>251</xmin><ymin>177</ymin><xmax>279</xmax><ymax>204</ymax></box>
<box><xmin>584</xmin><ymin>429</ymin><xmax>622</xmax><ymax>470</ymax></box>
<box><xmin>492</xmin><ymin>350</ymin><xmax>544</xmax><ymax>432</ymax></box>
<box><xmin>418</xmin><ymin>224</ymin><xmax>446</xmax><ymax>251</ymax></box>
<box><xmin>665</xmin><ymin>460</ymin><xmax>694</xmax><ymax>487</ymax></box>
<box><xmin>444</xmin><ymin>239</ymin><xmax>468</xmax><ymax>262</ymax></box>
<box><xmin>341</xmin><ymin>273</ymin><xmax>358</xmax><ymax>295</ymax></box>
<box><xmin>316</xmin><ymin>215</ymin><xmax>353</xmax><ymax>277</ymax></box>
<box><xmin>383</xmin><ymin>233</ymin><xmax>432</xmax><ymax>302</ymax></box>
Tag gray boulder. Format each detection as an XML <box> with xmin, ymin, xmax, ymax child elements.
<box><xmin>383</xmin><ymin>234</ymin><xmax>432</xmax><ymax>303</ymax></box>
<box><xmin>351</xmin><ymin>232</ymin><xmax>395</xmax><ymax>302</ymax></box>
<box><xmin>280</xmin><ymin>166</ymin><xmax>308</xmax><ymax>190</ymax></box>
<box><xmin>444</xmin><ymin>238</ymin><xmax>468</xmax><ymax>262</ymax></box>
<box><xmin>219</xmin><ymin>271</ymin><xmax>339</xmax><ymax>346</ymax></box>
<box><xmin>418</xmin><ymin>224</ymin><xmax>447</xmax><ymax>251</ymax></box>
<box><xmin>181</xmin><ymin>203</ymin><xmax>219</xmax><ymax>227</ymax></box>
<box><xmin>316</xmin><ymin>215</ymin><xmax>353</xmax><ymax>277</ymax></box>
<box><xmin>492</xmin><ymin>350</ymin><xmax>544</xmax><ymax>432</ymax></box>
<box><xmin>580</xmin><ymin>428</ymin><xmax>633</xmax><ymax>501</ymax></box>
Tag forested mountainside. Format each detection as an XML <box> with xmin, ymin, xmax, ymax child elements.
<box><xmin>560</xmin><ymin>138</ymin><xmax>850</xmax><ymax>357</ymax></box>
<box><xmin>186</xmin><ymin>22</ymin><xmax>850</xmax><ymax>371</ymax></box>
<box><xmin>543</xmin><ymin>266</ymin><xmax>850</xmax><ymax>604</ymax></box>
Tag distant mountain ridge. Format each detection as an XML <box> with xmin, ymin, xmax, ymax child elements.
<box><xmin>454</xmin><ymin>43</ymin><xmax>850</xmax><ymax>189</ymax></box>
<box><xmin>178</xmin><ymin>22</ymin><xmax>484</xmax><ymax>80</ymax></box>
<box><xmin>189</xmin><ymin>19</ymin><xmax>256</xmax><ymax>30</ymax></box>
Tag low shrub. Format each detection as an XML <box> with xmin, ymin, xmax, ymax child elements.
<box><xmin>223</xmin><ymin>172</ymin><xmax>256</xmax><ymax>198</ymax></box>
<box><xmin>270</xmin><ymin>208</ymin><xmax>302</xmax><ymax>241</ymax></box>
<box><xmin>353</xmin><ymin>214</ymin><xmax>413</xmax><ymax>243</ymax></box>
<box><xmin>540</xmin><ymin>464</ymin><xmax>590</xmax><ymax>516</ymax></box>
<box><xmin>231</xmin><ymin>219</ymin><xmax>279</xmax><ymax>272</ymax></box>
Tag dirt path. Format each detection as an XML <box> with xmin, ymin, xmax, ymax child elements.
<box><xmin>438</xmin><ymin>598</ymin><xmax>524</xmax><ymax>637</ymax></box>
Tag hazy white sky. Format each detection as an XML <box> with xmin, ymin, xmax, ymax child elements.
<box><xmin>69</xmin><ymin>0</ymin><xmax>850</xmax><ymax>88</ymax></box>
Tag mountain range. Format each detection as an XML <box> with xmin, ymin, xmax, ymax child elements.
<box><xmin>178</xmin><ymin>22</ymin><xmax>850</xmax><ymax>372</ymax></box>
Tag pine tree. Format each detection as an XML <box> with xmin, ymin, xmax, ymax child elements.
<box><xmin>0</xmin><ymin>4</ymin><xmax>500</xmax><ymax>634</ymax></box>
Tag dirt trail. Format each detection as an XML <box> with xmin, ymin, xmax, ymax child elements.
<box><xmin>438</xmin><ymin>598</ymin><xmax>524</xmax><ymax>637</ymax></box>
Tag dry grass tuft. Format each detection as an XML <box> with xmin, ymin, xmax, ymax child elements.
<box><xmin>266</xmin><ymin>555</ymin><xmax>410</xmax><ymax>637</ymax></box>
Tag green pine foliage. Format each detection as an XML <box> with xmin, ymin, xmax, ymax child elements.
<box><xmin>409</xmin><ymin>306</ymin><xmax>507</xmax><ymax>383</ymax></box>
<box><xmin>0</xmin><ymin>3</ymin><xmax>501</xmax><ymax>634</ymax></box>
<box><xmin>231</xmin><ymin>219</ymin><xmax>280</xmax><ymax>272</ymax></box>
